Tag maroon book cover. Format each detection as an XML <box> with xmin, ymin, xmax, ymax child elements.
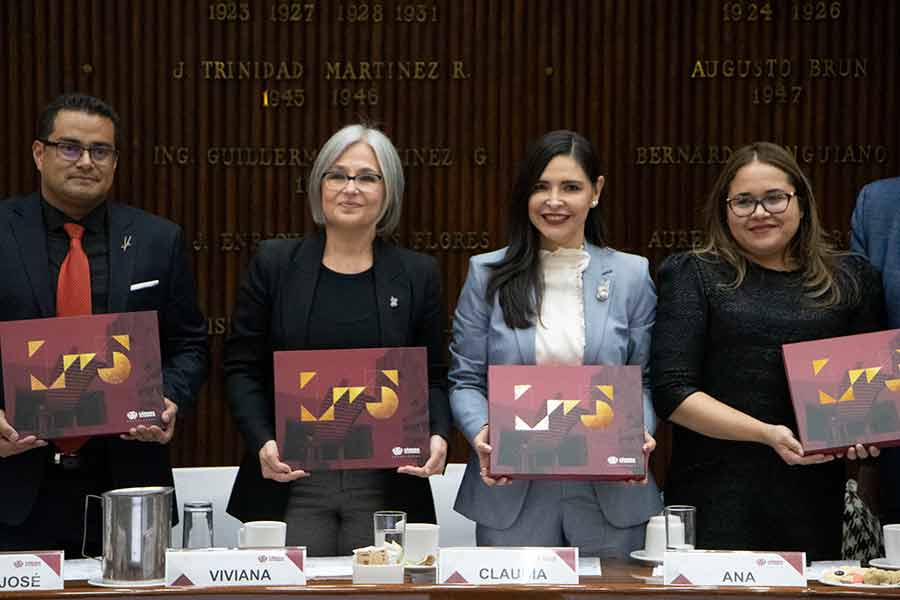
<box><xmin>0</xmin><ymin>311</ymin><xmax>164</xmax><ymax>440</ymax></box>
<box><xmin>488</xmin><ymin>365</ymin><xmax>645</xmax><ymax>480</ymax></box>
<box><xmin>783</xmin><ymin>328</ymin><xmax>900</xmax><ymax>455</ymax></box>
<box><xmin>274</xmin><ymin>347</ymin><xmax>430</xmax><ymax>470</ymax></box>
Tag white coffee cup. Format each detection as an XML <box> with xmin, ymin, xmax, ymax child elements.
<box><xmin>404</xmin><ymin>523</ymin><xmax>439</xmax><ymax>565</ymax></box>
<box><xmin>238</xmin><ymin>521</ymin><xmax>287</xmax><ymax>548</ymax></box>
<box><xmin>644</xmin><ymin>515</ymin><xmax>684</xmax><ymax>560</ymax></box>
<box><xmin>884</xmin><ymin>524</ymin><xmax>900</xmax><ymax>563</ymax></box>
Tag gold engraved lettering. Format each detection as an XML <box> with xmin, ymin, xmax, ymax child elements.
<box><xmin>207</xmin><ymin>317</ymin><xmax>229</xmax><ymax>336</ymax></box>
<box><xmin>647</xmin><ymin>230</ymin><xmax>704</xmax><ymax>250</ymax></box>
<box><xmin>400</xmin><ymin>147</ymin><xmax>454</xmax><ymax>167</ymax></box>
<box><xmin>690</xmin><ymin>58</ymin><xmax>791</xmax><ymax>79</ymax></box>
<box><xmin>172</xmin><ymin>61</ymin><xmax>184</xmax><ymax>79</ymax></box>
<box><xmin>323</xmin><ymin>60</ymin><xmax>448</xmax><ymax>80</ymax></box>
<box><xmin>200</xmin><ymin>60</ymin><xmax>304</xmax><ymax>80</ymax></box>
<box><xmin>807</xmin><ymin>58</ymin><xmax>868</xmax><ymax>79</ymax></box>
<box><xmin>635</xmin><ymin>146</ymin><xmax>733</xmax><ymax>165</ymax></box>
<box><xmin>153</xmin><ymin>145</ymin><xmax>191</xmax><ymax>166</ymax></box>
<box><xmin>407</xmin><ymin>231</ymin><xmax>491</xmax><ymax>252</ymax></box>
<box><xmin>206</xmin><ymin>146</ymin><xmax>316</xmax><ymax>167</ymax></box>
<box><xmin>784</xmin><ymin>145</ymin><xmax>889</xmax><ymax>164</ymax></box>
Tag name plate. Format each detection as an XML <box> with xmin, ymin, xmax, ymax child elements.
<box><xmin>165</xmin><ymin>548</ymin><xmax>306</xmax><ymax>588</ymax></box>
<box><xmin>664</xmin><ymin>550</ymin><xmax>806</xmax><ymax>587</ymax></box>
<box><xmin>0</xmin><ymin>551</ymin><xmax>64</xmax><ymax>592</ymax></box>
<box><xmin>439</xmin><ymin>547</ymin><xmax>579</xmax><ymax>585</ymax></box>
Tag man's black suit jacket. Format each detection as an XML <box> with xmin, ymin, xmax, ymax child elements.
<box><xmin>225</xmin><ymin>232</ymin><xmax>451</xmax><ymax>524</ymax></box>
<box><xmin>0</xmin><ymin>192</ymin><xmax>208</xmax><ymax>526</ymax></box>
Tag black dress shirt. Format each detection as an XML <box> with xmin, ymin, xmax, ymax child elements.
<box><xmin>41</xmin><ymin>198</ymin><xmax>110</xmax><ymax>314</ymax></box>
<box><xmin>306</xmin><ymin>265</ymin><xmax>381</xmax><ymax>349</ymax></box>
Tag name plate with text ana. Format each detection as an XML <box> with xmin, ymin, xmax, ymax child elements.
<box><xmin>0</xmin><ymin>551</ymin><xmax>64</xmax><ymax>592</ymax></box>
<box><xmin>665</xmin><ymin>550</ymin><xmax>806</xmax><ymax>587</ymax></box>
<box><xmin>439</xmin><ymin>547</ymin><xmax>579</xmax><ymax>585</ymax></box>
<box><xmin>165</xmin><ymin>548</ymin><xmax>306</xmax><ymax>588</ymax></box>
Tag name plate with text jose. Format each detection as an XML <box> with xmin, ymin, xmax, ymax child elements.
<box><xmin>0</xmin><ymin>551</ymin><xmax>64</xmax><ymax>592</ymax></box>
<box><xmin>439</xmin><ymin>547</ymin><xmax>579</xmax><ymax>585</ymax></box>
<box><xmin>665</xmin><ymin>550</ymin><xmax>806</xmax><ymax>587</ymax></box>
<box><xmin>165</xmin><ymin>548</ymin><xmax>306</xmax><ymax>588</ymax></box>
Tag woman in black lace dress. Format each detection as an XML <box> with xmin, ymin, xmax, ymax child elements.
<box><xmin>651</xmin><ymin>142</ymin><xmax>886</xmax><ymax>559</ymax></box>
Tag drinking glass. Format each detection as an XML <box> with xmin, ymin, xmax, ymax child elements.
<box><xmin>664</xmin><ymin>505</ymin><xmax>696</xmax><ymax>550</ymax></box>
<box><xmin>182</xmin><ymin>500</ymin><xmax>214</xmax><ymax>549</ymax></box>
<box><xmin>373</xmin><ymin>510</ymin><xmax>406</xmax><ymax>564</ymax></box>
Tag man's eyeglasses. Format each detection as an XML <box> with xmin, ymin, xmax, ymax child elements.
<box><xmin>39</xmin><ymin>139</ymin><xmax>118</xmax><ymax>165</ymax></box>
<box><xmin>725</xmin><ymin>190</ymin><xmax>796</xmax><ymax>217</ymax></box>
<box><xmin>322</xmin><ymin>171</ymin><xmax>383</xmax><ymax>192</ymax></box>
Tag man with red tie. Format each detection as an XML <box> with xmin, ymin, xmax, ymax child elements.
<box><xmin>0</xmin><ymin>93</ymin><xmax>208</xmax><ymax>555</ymax></box>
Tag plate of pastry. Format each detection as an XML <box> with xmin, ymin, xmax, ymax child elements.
<box><xmin>820</xmin><ymin>566</ymin><xmax>900</xmax><ymax>588</ymax></box>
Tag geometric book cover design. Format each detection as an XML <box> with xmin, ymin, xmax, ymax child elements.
<box><xmin>274</xmin><ymin>346</ymin><xmax>430</xmax><ymax>471</ymax></box>
<box><xmin>782</xmin><ymin>328</ymin><xmax>900</xmax><ymax>454</ymax></box>
<box><xmin>488</xmin><ymin>364</ymin><xmax>645</xmax><ymax>480</ymax></box>
<box><xmin>0</xmin><ymin>311</ymin><xmax>164</xmax><ymax>440</ymax></box>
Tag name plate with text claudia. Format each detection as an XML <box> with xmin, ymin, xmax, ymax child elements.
<box><xmin>165</xmin><ymin>548</ymin><xmax>306</xmax><ymax>588</ymax></box>
<box><xmin>0</xmin><ymin>551</ymin><xmax>64</xmax><ymax>592</ymax></box>
<box><xmin>439</xmin><ymin>547</ymin><xmax>579</xmax><ymax>585</ymax></box>
<box><xmin>664</xmin><ymin>550</ymin><xmax>806</xmax><ymax>587</ymax></box>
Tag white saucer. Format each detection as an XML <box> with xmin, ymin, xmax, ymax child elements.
<box><xmin>869</xmin><ymin>558</ymin><xmax>900</xmax><ymax>570</ymax></box>
<box><xmin>629</xmin><ymin>549</ymin><xmax>663</xmax><ymax>564</ymax></box>
<box><xmin>87</xmin><ymin>576</ymin><xmax>164</xmax><ymax>588</ymax></box>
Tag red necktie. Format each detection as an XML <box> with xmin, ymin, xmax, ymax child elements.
<box><xmin>54</xmin><ymin>223</ymin><xmax>91</xmax><ymax>454</ymax></box>
<box><xmin>57</xmin><ymin>223</ymin><xmax>92</xmax><ymax>316</ymax></box>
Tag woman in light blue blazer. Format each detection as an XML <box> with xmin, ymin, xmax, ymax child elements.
<box><xmin>449</xmin><ymin>130</ymin><xmax>661</xmax><ymax>556</ymax></box>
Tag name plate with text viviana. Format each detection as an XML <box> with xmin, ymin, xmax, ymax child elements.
<box><xmin>165</xmin><ymin>548</ymin><xmax>306</xmax><ymax>588</ymax></box>
<box><xmin>0</xmin><ymin>551</ymin><xmax>63</xmax><ymax>592</ymax></box>
<box><xmin>439</xmin><ymin>547</ymin><xmax>579</xmax><ymax>585</ymax></box>
<box><xmin>665</xmin><ymin>551</ymin><xmax>806</xmax><ymax>587</ymax></box>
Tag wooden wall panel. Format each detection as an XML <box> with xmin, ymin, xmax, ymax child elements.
<box><xmin>1</xmin><ymin>0</ymin><xmax>897</xmax><ymax>467</ymax></box>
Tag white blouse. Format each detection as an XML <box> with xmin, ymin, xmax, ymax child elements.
<box><xmin>535</xmin><ymin>246</ymin><xmax>591</xmax><ymax>366</ymax></box>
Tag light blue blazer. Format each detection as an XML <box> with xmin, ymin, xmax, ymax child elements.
<box><xmin>449</xmin><ymin>243</ymin><xmax>663</xmax><ymax>531</ymax></box>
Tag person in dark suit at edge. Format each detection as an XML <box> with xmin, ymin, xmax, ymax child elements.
<box><xmin>225</xmin><ymin>123</ymin><xmax>451</xmax><ymax>556</ymax></box>
<box><xmin>851</xmin><ymin>177</ymin><xmax>900</xmax><ymax>527</ymax></box>
<box><xmin>0</xmin><ymin>93</ymin><xmax>208</xmax><ymax>555</ymax></box>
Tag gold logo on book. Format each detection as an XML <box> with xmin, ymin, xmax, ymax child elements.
<box><xmin>297</xmin><ymin>369</ymin><xmax>400</xmax><ymax>421</ymax></box>
<box><xmin>812</xmin><ymin>356</ymin><xmax>900</xmax><ymax>403</ymax></box>
<box><xmin>511</xmin><ymin>384</ymin><xmax>614</xmax><ymax>430</ymax></box>
<box><xmin>28</xmin><ymin>335</ymin><xmax>132</xmax><ymax>390</ymax></box>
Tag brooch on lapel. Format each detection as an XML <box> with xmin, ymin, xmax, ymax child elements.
<box><xmin>595</xmin><ymin>278</ymin><xmax>610</xmax><ymax>302</ymax></box>
<box><xmin>121</xmin><ymin>235</ymin><xmax>133</xmax><ymax>252</ymax></box>
<box><xmin>389</xmin><ymin>296</ymin><xmax>399</xmax><ymax>308</ymax></box>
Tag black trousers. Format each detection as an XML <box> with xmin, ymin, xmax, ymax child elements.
<box><xmin>0</xmin><ymin>445</ymin><xmax>107</xmax><ymax>557</ymax></box>
<box><xmin>284</xmin><ymin>469</ymin><xmax>391</xmax><ymax>556</ymax></box>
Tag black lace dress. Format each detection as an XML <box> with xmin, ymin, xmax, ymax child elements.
<box><xmin>651</xmin><ymin>252</ymin><xmax>886</xmax><ymax>560</ymax></box>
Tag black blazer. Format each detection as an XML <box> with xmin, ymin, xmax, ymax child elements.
<box><xmin>225</xmin><ymin>232</ymin><xmax>451</xmax><ymax>523</ymax></box>
<box><xmin>0</xmin><ymin>193</ymin><xmax>209</xmax><ymax>526</ymax></box>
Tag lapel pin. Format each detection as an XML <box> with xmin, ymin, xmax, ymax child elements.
<box><xmin>389</xmin><ymin>296</ymin><xmax>399</xmax><ymax>308</ymax></box>
<box><xmin>121</xmin><ymin>235</ymin><xmax>133</xmax><ymax>252</ymax></box>
<box><xmin>596</xmin><ymin>278</ymin><xmax>610</xmax><ymax>302</ymax></box>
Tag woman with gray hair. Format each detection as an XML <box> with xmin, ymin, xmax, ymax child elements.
<box><xmin>224</xmin><ymin>124</ymin><xmax>451</xmax><ymax>556</ymax></box>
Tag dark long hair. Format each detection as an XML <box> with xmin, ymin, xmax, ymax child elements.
<box><xmin>695</xmin><ymin>141</ymin><xmax>851</xmax><ymax>306</ymax></box>
<box><xmin>486</xmin><ymin>130</ymin><xmax>607</xmax><ymax>329</ymax></box>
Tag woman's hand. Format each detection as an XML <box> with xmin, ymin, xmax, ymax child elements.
<box><xmin>839</xmin><ymin>443</ymin><xmax>881</xmax><ymax>460</ymax></box>
<box><xmin>258</xmin><ymin>440</ymin><xmax>309</xmax><ymax>482</ymax></box>
<box><xmin>626</xmin><ymin>430</ymin><xmax>657</xmax><ymax>485</ymax></box>
<box><xmin>397</xmin><ymin>434</ymin><xmax>448</xmax><ymax>477</ymax></box>
<box><xmin>473</xmin><ymin>426</ymin><xmax>510</xmax><ymax>487</ymax></box>
<box><xmin>642</xmin><ymin>430</ymin><xmax>656</xmax><ymax>457</ymax></box>
<box><xmin>765</xmin><ymin>424</ymin><xmax>834</xmax><ymax>466</ymax></box>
